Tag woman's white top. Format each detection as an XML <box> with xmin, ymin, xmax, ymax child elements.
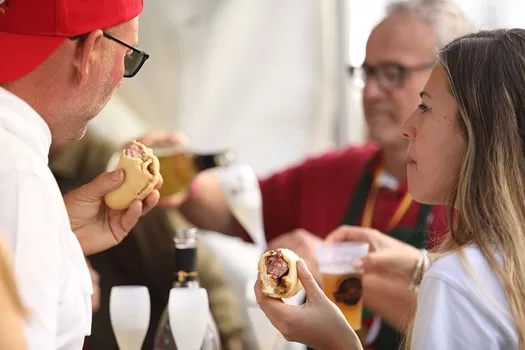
<box><xmin>412</xmin><ymin>245</ymin><xmax>518</xmax><ymax>349</ymax></box>
<box><xmin>0</xmin><ymin>87</ymin><xmax>92</xmax><ymax>349</ymax></box>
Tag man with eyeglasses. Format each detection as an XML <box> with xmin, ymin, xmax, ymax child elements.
<box><xmin>168</xmin><ymin>1</ymin><xmax>475</xmax><ymax>349</ymax></box>
<box><xmin>0</xmin><ymin>0</ymin><xmax>159</xmax><ymax>348</ymax></box>
<box><xmin>69</xmin><ymin>32</ymin><xmax>150</xmax><ymax>79</ymax></box>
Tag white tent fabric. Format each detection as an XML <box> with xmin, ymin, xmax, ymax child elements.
<box><xmin>90</xmin><ymin>0</ymin><xmax>348</xmax><ymax>177</ymax></box>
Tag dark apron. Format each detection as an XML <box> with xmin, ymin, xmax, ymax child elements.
<box><xmin>342</xmin><ymin>156</ymin><xmax>431</xmax><ymax>350</ymax></box>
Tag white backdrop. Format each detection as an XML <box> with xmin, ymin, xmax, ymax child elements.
<box><xmin>91</xmin><ymin>0</ymin><xmax>341</xmax><ymax>177</ymax></box>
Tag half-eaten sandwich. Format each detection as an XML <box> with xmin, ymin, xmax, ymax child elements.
<box><xmin>258</xmin><ymin>248</ymin><xmax>303</xmax><ymax>298</ymax></box>
<box><xmin>104</xmin><ymin>141</ymin><xmax>161</xmax><ymax>210</ymax></box>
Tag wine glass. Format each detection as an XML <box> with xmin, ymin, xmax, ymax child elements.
<box><xmin>168</xmin><ymin>288</ymin><xmax>209</xmax><ymax>350</ymax></box>
<box><xmin>217</xmin><ymin>164</ymin><xmax>267</xmax><ymax>252</ymax></box>
<box><xmin>109</xmin><ymin>286</ymin><xmax>151</xmax><ymax>350</ymax></box>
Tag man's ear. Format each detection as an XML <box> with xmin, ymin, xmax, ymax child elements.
<box><xmin>72</xmin><ymin>30</ymin><xmax>104</xmax><ymax>85</ymax></box>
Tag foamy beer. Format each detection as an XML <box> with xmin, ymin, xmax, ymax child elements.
<box><xmin>316</xmin><ymin>242</ymin><xmax>369</xmax><ymax>330</ymax></box>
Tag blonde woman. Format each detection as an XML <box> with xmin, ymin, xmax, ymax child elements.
<box><xmin>256</xmin><ymin>28</ymin><xmax>525</xmax><ymax>350</ymax></box>
<box><xmin>0</xmin><ymin>236</ymin><xmax>27</xmax><ymax>350</ymax></box>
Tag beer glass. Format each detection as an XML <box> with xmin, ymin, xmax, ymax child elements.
<box><xmin>316</xmin><ymin>242</ymin><xmax>369</xmax><ymax>330</ymax></box>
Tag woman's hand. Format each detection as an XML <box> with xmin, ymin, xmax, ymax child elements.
<box><xmin>64</xmin><ymin>170</ymin><xmax>161</xmax><ymax>256</ymax></box>
<box><xmin>255</xmin><ymin>259</ymin><xmax>363</xmax><ymax>350</ymax></box>
<box><xmin>325</xmin><ymin>225</ymin><xmax>421</xmax><ymax>283</ymax></box>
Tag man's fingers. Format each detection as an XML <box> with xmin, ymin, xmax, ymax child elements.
<box><xmin>79</xmin><ymin>170</ymin><xmax>124</xmax><ymax>200</ymax></box>
<box><xmin>154</xmin><ymin>174</ymin><xmax>164</xmax><ymax>190</ymax></box>
<box><xmin>107</xmin><ymin>193</ymin><xmax>156</xmax><ymax>251</ymax></box>
<box><xmin>325</xmin><ymin>225</ymin><xmax>378</xmax><ymax>251</ymax></box>
<box><xmin>141</xmin><ymin>190</ymin><xmax>160</xmax><ymax>216</ymax></box>
<box><xmin>112</xmin><ymin>200</ymin><xmax>142</xmax><ymax>241</ymax></box>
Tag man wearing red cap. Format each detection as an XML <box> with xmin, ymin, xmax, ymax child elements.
<box><xmin>0</xmin><ymin>0</ymin><xmax>159</xmax><ymax>349</ymax></box>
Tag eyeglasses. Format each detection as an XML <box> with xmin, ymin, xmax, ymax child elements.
<box><xmin>70</xmin><ymin>32</ymin><xmax>150</xmax><ymax>78</ymax></box>
<box><xmin>347</xmin><ymin>61</ymin><xmax>435</xmax><ymax>92</ymax></box>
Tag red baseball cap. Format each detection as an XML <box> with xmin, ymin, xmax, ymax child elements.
<box><xmin>0</xmin><ymin>0</ymin><xmax>143</xmax><ymax>83</ymax></box>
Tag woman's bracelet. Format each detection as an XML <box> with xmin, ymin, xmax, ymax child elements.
<box><xmin>408</xmin><ymin>249</ymin><xmax>430</xmax><ymax>294</ymax></box>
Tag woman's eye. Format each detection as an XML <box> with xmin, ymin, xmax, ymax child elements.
<box><xmin>418</xmin><ymin>103</ymin><xmax>429</xmax><ymax>113</ymax></box>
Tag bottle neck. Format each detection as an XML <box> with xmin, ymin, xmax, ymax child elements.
<box><xmin>174</xmin><ymin>279</ymin><xmax>200</xmax><ymax>288</ymax></box>
<box><xmin>193</xmin><ymin>151</ymin><xmax>235</xmax><ymax>172</ymax></box>
<box><xmin>174</xmin><ymin>244</ymin><xmax>199</xmax><ymax>288</ymax></box>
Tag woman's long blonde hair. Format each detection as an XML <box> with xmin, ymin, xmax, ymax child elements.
<box><xmin>405</xmin><ymin>28</ymin><xmax>525</xmax><ymax>348</ymax></box>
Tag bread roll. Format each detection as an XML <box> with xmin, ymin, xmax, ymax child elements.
<box><xmin>258</xmin><ymin>248</ymin><xmax>303</xmax><ymax>298</ymax></box>
<box><xmin>104</xmin><ymin>141</ymin><xmax>161</xmax><ymax>210</ymax></box>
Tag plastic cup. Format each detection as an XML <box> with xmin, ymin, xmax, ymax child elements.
<box><xmin>316</xmin><ymin>242</ymin><xmax>369</xmax><ymax>330</ymax></box>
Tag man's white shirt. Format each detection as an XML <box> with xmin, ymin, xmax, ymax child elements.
<box><xmin>0</xmin><ymin>87</ymin><xmax>92</xmax><ymax>349</ymax></box>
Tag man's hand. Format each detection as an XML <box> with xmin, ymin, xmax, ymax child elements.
<box><xmin>267</xmin><ymin>229</ymin><xmax>323</xmax><ymax>281</ymax></box>
<box><xmin>64</xmin><ymin>170</ymin><xmax>161</xmax><ymax>256</ymax></box>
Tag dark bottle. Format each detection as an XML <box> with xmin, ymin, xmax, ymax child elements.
<box><xmin>154</xmin><ymin>228</ymin><xmax>221</xmax><ymax>350</ymax></box>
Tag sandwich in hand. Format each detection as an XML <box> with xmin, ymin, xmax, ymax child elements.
<box><xmin>105</xmin><ymin>141</ymin><xmax>161</xmax><ymax>210</ymax></box>
<box><xmin>258</xmin><ymin>248</ymin><xmax>303</xmax><ymax>298</ymax></box>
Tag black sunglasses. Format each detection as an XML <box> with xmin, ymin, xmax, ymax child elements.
<box><xmin>70</xmin><ymin>32</ymin><xmax>149</xmax><ymax>78</ymax></box>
